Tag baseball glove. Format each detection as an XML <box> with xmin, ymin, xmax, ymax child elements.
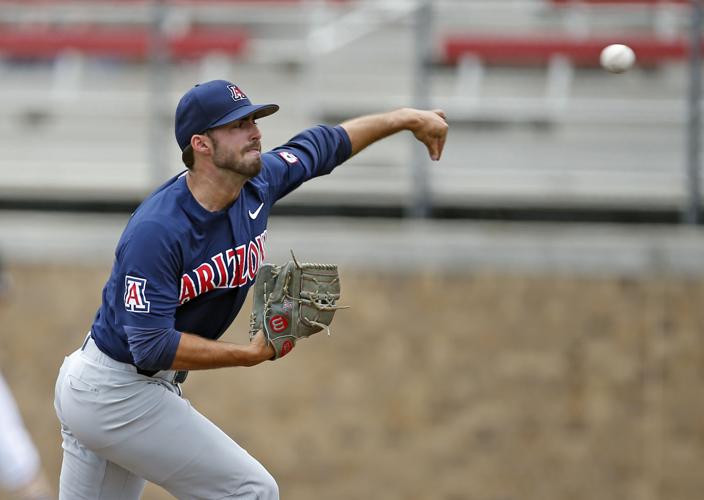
<box><xmin>249</xmin><ymin>251</ymin><xmax>347</xmax><ymax>359</ymax></box>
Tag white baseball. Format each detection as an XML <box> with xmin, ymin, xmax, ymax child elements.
<box><xmin>600</xmin><ymin>44</ymin><xmax>636</xmax><ymax>74</ymax></box>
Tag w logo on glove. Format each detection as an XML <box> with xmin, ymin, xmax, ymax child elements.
<box><xmin>269</xmin><ymin>315</ymin><xmax>289</xmax><ymax>333</ymax></box>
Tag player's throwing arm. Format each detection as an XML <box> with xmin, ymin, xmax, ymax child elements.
<box><xmin>340</xmin><ymin>108</ymin><xmax>449</xmax><ymax>161</ymax></box>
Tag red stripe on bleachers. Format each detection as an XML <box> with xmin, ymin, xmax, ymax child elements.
<box><xmin>0</xmin><ymin>0</ymin><xmax>352</xmax><ymax>4</ymax></box>
<box><xmin>443</xmin><ymin>35</ymin><xmax>691</xmax><ymax>66</ymax></box>
<box><xmin>0</xmin><ymin>28</ymin><xmax>248</xmax><ymax>59</ymax></box>
<box><xmin>550</xmin><ymin>0</ymin><xmax>687</xmax><ymax>4</ymax></box>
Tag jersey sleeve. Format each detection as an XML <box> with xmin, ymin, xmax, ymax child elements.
<box><xmin>114</xmin><ymin>219</ymin><xmax>183</xmax><ymax>370</ymax></box>
<box><xmin>260</xmin><ymin>124</ymin><xmax>352</xmax><ymax>201</ymax></box>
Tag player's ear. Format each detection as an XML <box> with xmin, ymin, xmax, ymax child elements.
<box><xmin>191</xmin><ymin>134</ymin><xmax>211</xmax><ymax>155</ymax></box>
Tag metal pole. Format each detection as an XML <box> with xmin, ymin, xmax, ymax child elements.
<box><xmin>685</xmin><ymin>0</ymin><xmax>702</xmax><ymax>224</ymax></box>
<box><xmin>147</xmin><ymin>0</ymin><xmax>171</xmax><ymax>187</ymax></box>
<box><xmin>407</xmin><ymin>0</ymin><xmax>432</xmax><ymax>218</ymax></box>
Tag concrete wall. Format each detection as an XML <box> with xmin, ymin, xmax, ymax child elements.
<box><xmin>1</xmin><ymin>263</ymin><xmax>702</xmax><ymax>500</ymax></box>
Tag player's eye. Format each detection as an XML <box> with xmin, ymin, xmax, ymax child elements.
<box><xmin>231</xmin><ymin>117</ymin><xmax>256</xmax><ymax>129</ymax></box>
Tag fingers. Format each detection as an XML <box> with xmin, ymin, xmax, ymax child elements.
<box><xmin>411</xmin><ymin>108</ymin><xmax>448</xmax><ymax>161</ymax></box>
<box><xmin>251</xmin><ymin>330</ymin><xmax>267</xmax><ymax>345</ymax></box>
<box><xmin>427</xmin><ymin>137</ymin><xmax>446</xmax><ymax>161</ymax></box>
<box><xmin>435</xmin><ymin>128</ymin><xmax>448</xmax><ymax>161</ymax></box>
<box><xmin>435</xmin><ymin>135</ymin><xmax>446</xmax><ymax>161</ymax></box>
<box><xmin>251</xmin><ymin>330</ymin><xmax>276</xmax><ymax>361</ymax></box>
<box><xmin>427</xmin><ymin>142</ymin><xmax>438</xmax><ymax>161</ymax></box>
<box><xmin>433</xmin><ymin>109</ymin><xmax>447</xmax><ymax>120</ymax></box>
<box><xmin>429</xmin><ymin>111</ymin><xmax>448</xmax><ymax>161</ymax></box>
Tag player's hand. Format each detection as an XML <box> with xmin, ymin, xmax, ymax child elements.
<box><xmin>406</xmin><ymin>108</ymin><xmax>448</xmax><ymax>161</ymax></box>
<box><xmin>249</xmin><ymin>330</ymin><xmax>276</xmax><ymax>362</ymax></box>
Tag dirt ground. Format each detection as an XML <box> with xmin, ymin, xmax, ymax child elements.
<box><xmin>0</xmin><ymin>264</ymin><xmax>702</xmax><ymax>500</ymax></box>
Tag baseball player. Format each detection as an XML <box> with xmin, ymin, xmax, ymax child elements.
<box><xmin>0</xmin><ymin>256</ymin><xmax>53</xmax><ymax>500</ymax></box>
<box><xmin>53</xmin><ymin>79</ymin><xmax>448</xmax><ymax>499</ymax></box>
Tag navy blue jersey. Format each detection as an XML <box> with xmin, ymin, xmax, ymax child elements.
<box><xmin>90</xmin><ymin>125</ymin><xmax>351</xmax><ymax>370</ymax></box>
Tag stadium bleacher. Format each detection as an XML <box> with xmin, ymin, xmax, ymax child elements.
<box><xmin>0</xmin><ymin>0</ymin><xmax>699</xmax><ymax>220</ymax></box>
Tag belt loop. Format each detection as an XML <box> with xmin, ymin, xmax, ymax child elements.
<box><xmin>174</xmin><ymin>371</ymin><xmax>188</xmax><ymax>384</ymax></box>
<box><xmin>80</xmin><ymin>332</ymin><xmax>92</xmax><ymax>351</ymax></box>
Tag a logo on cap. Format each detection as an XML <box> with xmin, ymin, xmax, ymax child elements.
<box><xmin>228</xmin><ymin>85</ymin><xmax>247</xmax><ymax>102</ymax></box>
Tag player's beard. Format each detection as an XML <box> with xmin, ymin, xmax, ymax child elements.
<box><xmin>211</xmin><ymin>137</ymin><xmax>262</xmax><ymax>178</ymax></box>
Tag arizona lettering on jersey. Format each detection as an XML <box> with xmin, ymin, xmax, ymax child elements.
<box><xmin>90</xmin><ymin>124</ymin><xmax>352</xmax><ymax>369</ymax></box>
<box><xmin>179</xmin><ymin>230</ymin><xmax>267</xmax><ymax>304</ymax></box>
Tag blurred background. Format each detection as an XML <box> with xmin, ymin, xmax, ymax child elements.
<box><xmin>0</xmin><ymin>0</ymin><xmax>703</xmax><ymax>499</ymax></box>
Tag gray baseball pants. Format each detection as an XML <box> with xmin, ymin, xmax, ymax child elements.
<box><xmin>54</xmin><ymin>336</ymin><xmax>279</xmax><ymax>499</ymax></box>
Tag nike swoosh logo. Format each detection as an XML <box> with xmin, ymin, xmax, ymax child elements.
<box><xmin>248</xmin><ymin>203</ymin><xmax>264</xmax><ymax>219</ymax></box>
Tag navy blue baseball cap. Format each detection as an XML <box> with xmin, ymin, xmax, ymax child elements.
<box><xmin>175</xmin><ymin>80</ymin><xmax>279</xmax><ymax>151</ymax></box>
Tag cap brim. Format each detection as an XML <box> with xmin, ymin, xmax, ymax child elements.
<box><xmin>209</xmin><ymin>103</ymin><xmax>279</xmax><ymax>130</ymax></box>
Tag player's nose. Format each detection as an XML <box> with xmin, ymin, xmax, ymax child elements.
<box><xmin>247</xmin><ymin>120</ymin><xmax>262</xmax><ymax>141</ymax></box>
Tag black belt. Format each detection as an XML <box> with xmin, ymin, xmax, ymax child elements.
<box><xmin>136</xmin><ymin>367</ymin><xmax>189</xmax><ymax>384</ymax></box>
<box><xmin>136</xmin><ymin>367</ymin><xmax>158</xmax><ymax>377</ymax></box>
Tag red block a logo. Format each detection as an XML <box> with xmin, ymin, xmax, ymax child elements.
<box><xmin>124</xmin><ymin>276</ymin><xmax>151</xmax><ymax>313</ymax></box>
